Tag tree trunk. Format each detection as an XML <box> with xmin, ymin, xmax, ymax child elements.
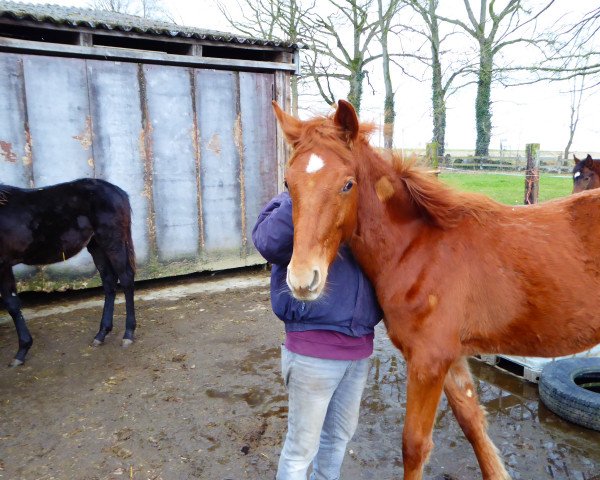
<box><xmin>379</xmin><ymin>0</ymin><xmax>395</xmax><ymax>150</ymax></box>
<box><xmin>474</xmin><ymin>42</ymin><xmax>493</xmax><ymax>159</ymax></box>
<box><xmin>430</xmin><ymin>4</ymin><xmax>445</xmax><ymax>157</ymax></box>
<box><xmin>563</xmin><ymin>134</ymin><xmax>574</xmax><ymax>162</ymax></box>
<box><xmin>382</xmin><ymin>49</ymin><xmax>394</xmax><ymax>149</ymax></box>
<box><xmin>348</xmin><ymin>69</ymin><xmax>365</xmax><ymax>115</ymax></box>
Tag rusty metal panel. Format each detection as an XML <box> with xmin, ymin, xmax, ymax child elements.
<box><xmin>86</xmin><ymin>59</ymin><xmax>150</xmax><ymax>263</ymax></box>
<box><xmin>239</xmin><ymin>72</ymin><xmax>277</xmax><ymax>255</ymax></box>
<box><xmin>0</xmin><ymin>53</ymin><xmax>31</xmax><ymax>188</ymax></box>
<box><xmin>22</xmin><ymin>56</ymin><xmax>94</xmax><ymax>186</ymax></box>
<box><xmin>143</xmin><ymin>64</ymin><xmax>199</xmax><ymax>262</ymax></box>
<box><xmin>195</xmin><ymin>69</ymin><xmax>242</xmax><ymax>255</ymax></box>
<box><xmin>21</xmin><ymin>55</ymin><xmax>95</xmax><ymax>276</ymax></box>
<box><xmin>0</xmin><ymin>53</ymin><xmax>36</xmax><ymax>281</ymax></box>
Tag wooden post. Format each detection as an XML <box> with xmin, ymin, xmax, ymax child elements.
<box><xmin>426</xmin><ymin>142</ymin><xmax>439</xmax><ymax>169</ymax></box>
<box><xmin>524</xmin><ymin>143</ymin><xmax>540</xmax><ymax>205</ymax></box>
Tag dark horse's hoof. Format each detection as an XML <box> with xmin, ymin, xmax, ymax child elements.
<box><xmin>9</xmin><ymin>358</ymin><xmax>24</xmax><ymax>367</ymax></box>
<box><xmin>122</xmin><ymin>338</ymin><xmax>133</xmax><ymax>348</ymax></box>
<box><xmin>92</xmin><ymin>338</ymin><xmax>104</xmax><ymax>347</ymax></box>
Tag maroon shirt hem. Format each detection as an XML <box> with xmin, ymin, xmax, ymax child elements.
<box><xmin>285</xmin><ymin>330</ymin><xmax>374</xmax><ymax>360</ymax></box>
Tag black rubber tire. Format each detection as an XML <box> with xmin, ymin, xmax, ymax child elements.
<box><xmin>538</xmin><ymin>357</ymin><xmax>600</xmax><ymax>431</ymax></box>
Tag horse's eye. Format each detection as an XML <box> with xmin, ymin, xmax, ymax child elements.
<box><xmin>342</xmin><ymin>180</ymin><xmax>354</xmax><ymax>193</ymax></box>
<box><xmin>284</xmin><ymin>180</ymin><xmax>289</xmax><ymax>190</ymax></box>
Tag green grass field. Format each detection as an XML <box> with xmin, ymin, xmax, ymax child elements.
<box><xmin>439</xmin><ymin>172</ymin><xmax>572</xmax><ymax>205</ymax></box>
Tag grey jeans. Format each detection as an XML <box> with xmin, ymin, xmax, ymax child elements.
<box><xmin>276</xmin><ymin>345</ymin><xmax>370</xmax><ymax>480</ymax></box>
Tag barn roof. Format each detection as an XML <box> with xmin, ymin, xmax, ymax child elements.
<box><xmin>0</xmin><ymin>1</ymin><xmax>299</xmax><ymax>48</ymax></box>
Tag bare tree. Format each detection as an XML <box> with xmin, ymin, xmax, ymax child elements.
<box><xmin>218</xmin><ymin>0</ymin><xmax>315</xmax><ymax>115</ymax></box>
<box><xmin>88</xmin><ymin>0</ymin><xmax>130</xmax><ymax>12</ymax></box>
<box><xmin>88</xmin><ymin>0</ymin><xmax>173</xmax><ymax>21</ymax></box>
<box><xmin>304</xmin><ymin>0</ymin><xmax>389</xmax><ymax>114</ymax></box>
<box><xmin>535</xmin><ymin>6</ymin><xmax>600</xmax><ymax>86</ymax></box>
<box><xmin>401</xmin><ymin>0</ymin><xmax>475</xmax><ymax>157</ymax></box>
<box><xmin>438</xmin><ymin>0</ymin><xmax>556</xmax><ymax>159</ymax></box>
<box><xmin>563</xmin><ymin>73</ymin><xmax>586</xmax><ymax>162</ymax></box>
<box><xmin>377</xmin><ymin>0</ymin><xmax>403</xmax><ymax>149</ymax></box>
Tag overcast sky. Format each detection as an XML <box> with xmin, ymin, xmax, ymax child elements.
<box><xmin>13</xmin><ymin>0</ymin><xmax>600</xmax><ymax>155</ymax></box>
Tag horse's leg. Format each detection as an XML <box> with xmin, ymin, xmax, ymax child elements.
<box><xmin>87</xmin><ymin>239</ymin><xmax>118</xmax><ymax>346</ymax></box>
<box><xmin>402</xmin><ymin>357</ymin><xmax>450</xmax><ymax>480</ymax></box>
<box><xmin>103</xmin><ymin>244</ymin><xmax>136</xmax><ymax>347</ymax></box>
<box><xmin>0</xmin><ymin>265</ymin><xmax>33</xmax><ymax>367</ymax></box>
<box><xmin>444</xmin><ymin>357</ymin><xmax>510</xmax><ymax>480</ymax></box>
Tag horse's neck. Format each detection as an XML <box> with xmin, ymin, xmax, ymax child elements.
<box><xmin>349</xmin><ymin>147</ymin><xmax>423</xmax><ymax>283</ymax></box>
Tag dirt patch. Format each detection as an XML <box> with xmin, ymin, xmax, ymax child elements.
<box><xmin>0</xmin><ymin>269</ymin><xmax>599</xmax><ymax>480</ymax></box>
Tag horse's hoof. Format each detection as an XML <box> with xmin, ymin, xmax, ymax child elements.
<box><xmin>9</xmin><ymin>358</ymin><xmax>23</xmax><ymax>367</ymax></box>
<box><xmin>122</xmin><ymin>338</ymin><xmax>133</xmax><ymax>348</ymax></box>
<box><xmin>92</xmin><ymin>338</ymin><xmax>104</xmax><ymax>347</ymax></box>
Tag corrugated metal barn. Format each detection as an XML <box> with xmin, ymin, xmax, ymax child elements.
<box><xmin>0</xmin><ymin>1</ymin><xmax>298</xmax><ymax>290</ymax></box>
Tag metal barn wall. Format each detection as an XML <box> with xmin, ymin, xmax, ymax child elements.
<box><xmin>0</xmin><ymin>52</ymin><xmax>280</xmax><ymax>290</ymax></box>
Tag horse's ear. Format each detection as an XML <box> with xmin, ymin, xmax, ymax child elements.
<box><xmin>334</xmin><ymin>99</ymin><xmax>359</xmax><ymax>143</ymax></box>
<box><xmin>573</xmin><ymin>154</ymin><xmax>580</xmax><ymax>165</ymax></box>
<box><xmin>586</xmin><ymin>154</ymin><xmax>593</xmax><ymax>161</ymax></box>
<box><xmin>585</xmin><ymin>155</ymin><xmax>594</xmax><ymax>168</ymax></box>
<box><xmin>272</xmin><ymin>101</ymin><xmax>302</xmax><ymax>146</ymax></box>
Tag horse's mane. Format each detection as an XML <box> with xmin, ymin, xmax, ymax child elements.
<box><xmin>386</xmin><ymin>155</ymin><xmax>501</xmax><ymax>228</ymax></box>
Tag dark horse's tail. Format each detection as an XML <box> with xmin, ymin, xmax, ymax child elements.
<box><xmin>124</xmin><ymin>200</ymin><xmax>136</xmax><ymax>276</ymax></box>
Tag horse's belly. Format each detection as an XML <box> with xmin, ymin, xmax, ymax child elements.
<box><xmin>22</xmin><ymin>227</ymin><xmax>94</xmax><ymax>265</ymax></box>
<box><xmin>465</xmin><ymin>314</ymin><xmax>600</xmax><ymax>358</ymax></box>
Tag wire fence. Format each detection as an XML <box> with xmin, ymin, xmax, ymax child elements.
<box><xmin>425</xmin><ymin>152</ymin><xmax>571</xmax><ymax>174</ymax></box>
<box><xmin>441</xmin><ymin>155</ymin><xmax>569</xmax><ymax>174</ymax></box>
<box><xmin>392</xmin><ymin>144</ymin><xmax>590</xmax><ymax>175</ymax></box>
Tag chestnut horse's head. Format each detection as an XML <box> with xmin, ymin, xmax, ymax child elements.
<box><xmin>272</xmin><ymin>100</ymin><xmax>362</xmax><ymax>301</ymax></box>
<box><xmin>572</xmin><ymin>154</ymin><xmax>600</xmax><ymax>193</ymax></box>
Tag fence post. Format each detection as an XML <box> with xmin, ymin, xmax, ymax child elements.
<box><xmin>426</xmin><ymin>142</ymin><xmax>439</xmax><ymax>169</ymax></box>
<box><xmin>524</xmin><ymin>143</ymin><xmax>540</xmax><ymax>205</ymax></box>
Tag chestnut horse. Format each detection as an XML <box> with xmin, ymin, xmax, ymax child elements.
<box><xmin>273</xmin><ymin>99</ymin><xmax>600</xmax><ymax>480</ymax></box>
<box><xmin>572</xmin><ymin>154</ymin><xmax>600</xmax><ymax>192</ymax></box>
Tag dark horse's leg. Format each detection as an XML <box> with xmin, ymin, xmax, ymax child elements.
<box><xmin>87</xmin><ymin>237</ymin><xmax>136</xmax><ymax>347</ymax></box>
<box><xmin>87</xmin><ymin>238</ymin><xmax>118</xmax><ymax>346</ymax></box>
<box><xmin>110</xmin><ymin>244</ymin><xmax>136</xmax><ymax>347</ymax></box>
<box><xmin>0</xmin><ymin>264</ymin><xmax>33</xmax><ymax>366</ymax></box>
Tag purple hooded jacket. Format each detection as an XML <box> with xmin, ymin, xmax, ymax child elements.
<box><xmin>252</xmin><ymin>192</ymin><xmax>382</xmax><ymax>337</ymax></box>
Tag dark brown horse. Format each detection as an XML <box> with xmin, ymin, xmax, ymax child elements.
<box><xmin>273</xmin><ymin>99</ymin><xmax>600</xmax><ymax>480</ymax></box>
<box><xmin>572</xmin><ymin>154</ymin><xmax>600</xmax><ymax>192</ymax></box>
<box><xmin>0</xmin><ymin>178</ymin><xmax>136</xmax><ymax>367</ymax></box>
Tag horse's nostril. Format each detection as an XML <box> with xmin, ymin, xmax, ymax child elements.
<box><xmin>308</xmin><ymin>269</ymin><xmax>320</xmax><ymax>292</ymax></box>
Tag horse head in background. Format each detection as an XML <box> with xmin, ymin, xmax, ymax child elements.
<box><xmin>0</xmin><ymin>178</ymin><xmax>136</xmax><ymax>367</ymax></box>
<box><xmin>273</xmin><ymin>99</ymin><xmax>600</xmax><ymax>480</ymax></box>
<box><xmin>572</xmin><ymin>154</ymin><xmax>600</xmax><ymax>193</ymax></box>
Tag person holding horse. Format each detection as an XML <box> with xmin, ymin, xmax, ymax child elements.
<box><xmin>252</xmin><ymin>190</ymin><xmax>382</xmax><ymax>480</ymax></box>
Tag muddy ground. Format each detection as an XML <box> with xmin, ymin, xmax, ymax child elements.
<box><xmin>0</xmin><ymin>268</ymin><xmax>599</xmax><ymax>480</ymax></box>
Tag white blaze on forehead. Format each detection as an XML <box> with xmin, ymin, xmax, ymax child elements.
<box><xmin>574</xmin><ymin>171</ymin><xmax>581</xmax><ymax>179</ymax></box>
<box><xmin>306</xmin><ymin>154</ymin><xmax>325</xmax><ymax>173</ymax></box>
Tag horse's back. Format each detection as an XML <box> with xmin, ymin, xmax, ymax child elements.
<box><xmin>455</xmin><ymin>190</ymin><xmax>600</xmax><ymax>357</ymax></box>
<box><xmin>0</xmin><ymin>178</ymin><xmax>131</xmax><ymax>266</ymax></box>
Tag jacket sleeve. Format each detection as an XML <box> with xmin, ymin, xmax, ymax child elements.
<box><xmin>252</xmin><ymin>192</ymin><xmax>294</xmax><ymax>265</ymax></box>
